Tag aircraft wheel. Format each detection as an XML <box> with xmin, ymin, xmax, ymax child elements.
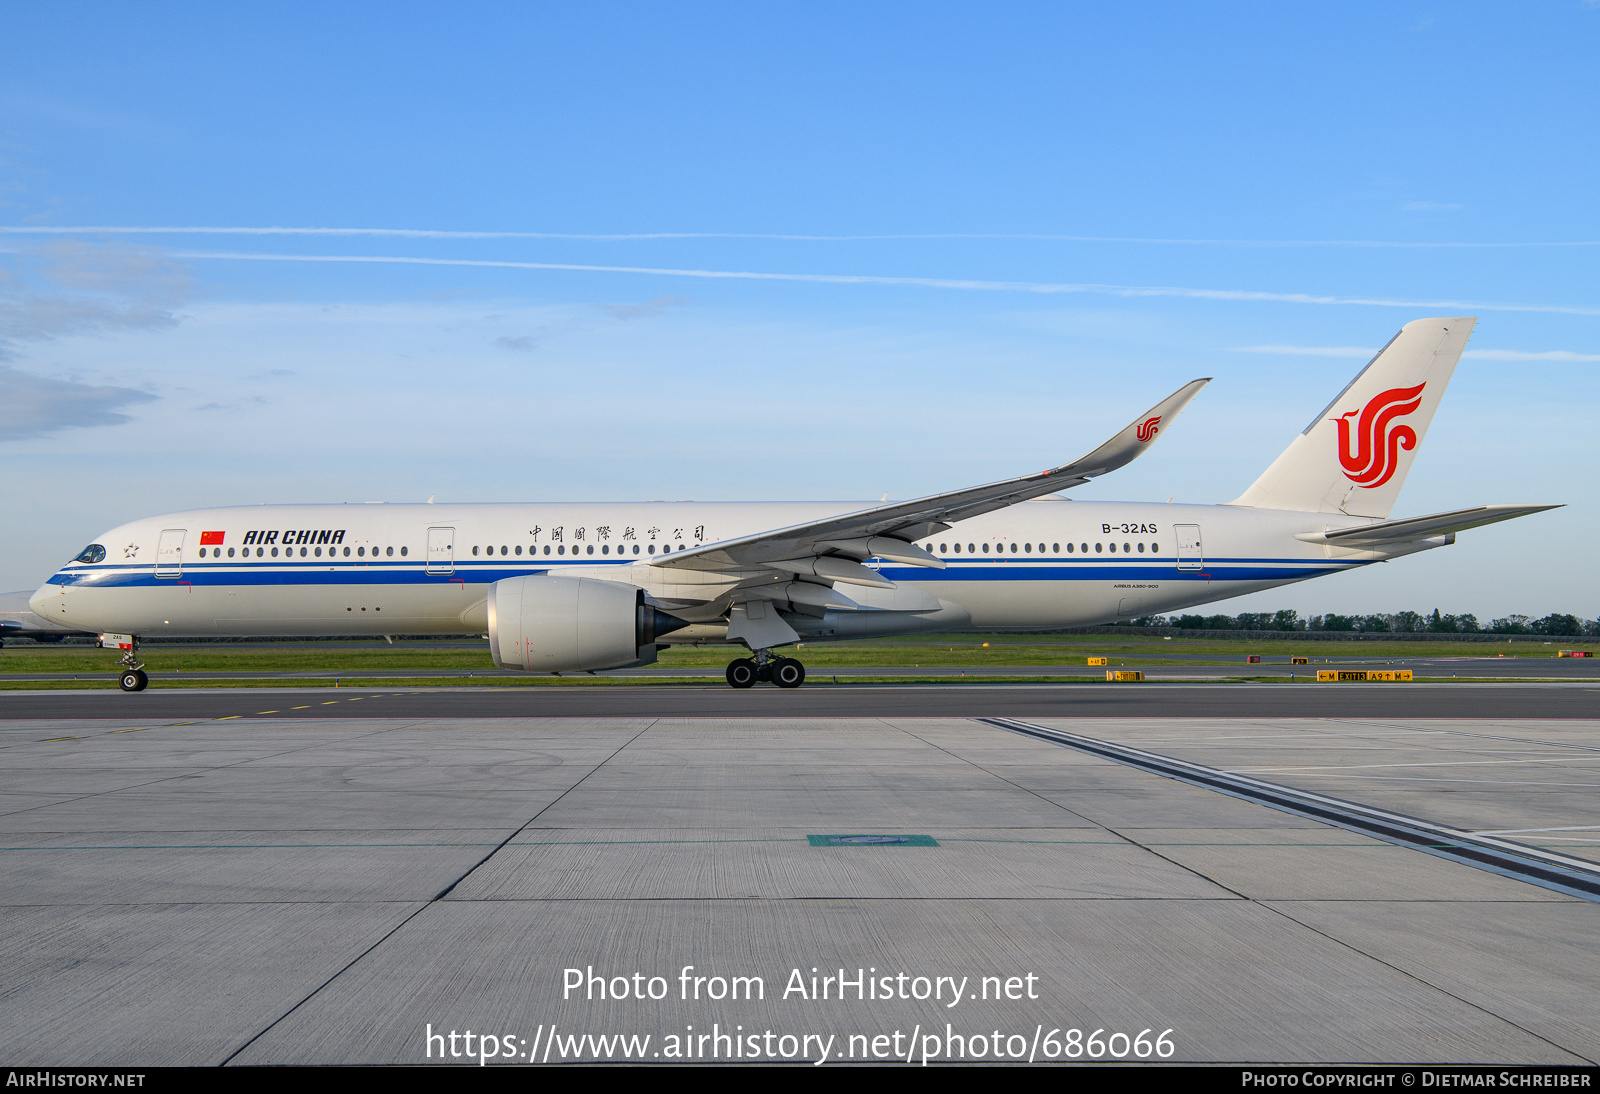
<box><xmin>725</xmin><ymin>658</ymin><xmax>758</xmax><ymax>689</ymax></box>
<box><xmin>772</xmin><ymin>658</ymin><xmax>805</xmax><ymax>688</ymax></box>
<box><xmin>119</xmin><ymin>669</ymin><xmax>148</xmax><ymax>692</ymax></box>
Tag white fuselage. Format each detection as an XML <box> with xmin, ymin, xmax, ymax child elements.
<box><xmin>30</xmin><ymin>498</ymin><xmax>1406</xmax><ymax>642</ymax></box>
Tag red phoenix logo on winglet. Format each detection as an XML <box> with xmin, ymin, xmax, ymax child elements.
<box><xmin>1135</xmin><ymin>416</ymin><xmax>1162</xmax><ymax>443</ymax></box>
<box><xmin>1334</xmin><ymin>383</ymin><xmax>1425</xmax><ymax>488</ymax></box>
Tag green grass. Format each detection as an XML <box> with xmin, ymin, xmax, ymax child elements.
<box><xmin>0</xmin><ymin>631</ymin><xmax>1579</xmax><ymax>677</ymax></box>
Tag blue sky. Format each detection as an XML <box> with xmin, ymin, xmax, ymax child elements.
<box><xmin>2</xmin><ymin>2</ymin><xmax>1598</xmax><ymax>617</ymax></box>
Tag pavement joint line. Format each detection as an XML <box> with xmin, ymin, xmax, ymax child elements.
<box><xmin>1329</xmin><ymin>718</ymin><xmax>1600</xmax><ymax>756</ymax></box>
<box><xmin>981</xmin><ymin>716</ymin><xmax>1600</xmax><ymax>903</ymax></box>
<box><xmin>1257</xmin><ymin>899</ymin><xmax>1598</xmax><ymax>1064</ymax></box>
<box><xmin>217</xmin><ymin>717</ymin><xmax>658</xmax><ymax>1066</ymax></box>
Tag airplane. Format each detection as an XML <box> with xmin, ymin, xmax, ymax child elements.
<box><xmin>30</xmin><ymin>316</ymin><xmax>1557</xmax><ymax>692</ymax></box>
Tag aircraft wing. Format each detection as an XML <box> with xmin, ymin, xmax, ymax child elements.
<box><xmin>650</xmin><ymin>378</ymin><xmax>1209</xmax><ymax>586</ymax></box>
<box><xmin>1293</xmin><ymin>504</ymin><xmax>1561</xmax><ymax>547</ymax></box>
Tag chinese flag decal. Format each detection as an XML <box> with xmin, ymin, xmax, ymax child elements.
<box><xmin>200</xmin><ymin>531</ymin><xmax>225</xmax><ymax>545</ymax></box>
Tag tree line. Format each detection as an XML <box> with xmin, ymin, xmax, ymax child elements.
<box><xmin>1128</xmin><ymin>610</ymin><xmax>1599</xmax><ymax>637</ymax></box>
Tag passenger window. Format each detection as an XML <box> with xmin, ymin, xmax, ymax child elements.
<box><xmin>315</xmin><ymin>547</ymin><xmax>322</xmax><ymax>557</ymax></box>
<box><xmin>228</xmin><ymin>548</ymin><xmax>235</xmax><ymax>558</ymax></box>
<box><xmin>1066</xmin><ymin>543</ymin><xmax>1074</xmax><ymax>553</ymax></box>
<box><xmin>473</xmin><ymin>545</ymin><xmax>480</xmax><ymax>556</ymax></box>
<box><xmin>199</xmin><ymin>548</ymin><xmax>207</xmax><ymax>558</ymax></box>
<box><xmin>544</xmin><ymin>545</ymin><xmax>551</xmax><ymax>555</ymax></box>
<box><xmin>342</xmin><ymin>547</ymin><xmax>350</xmax><ymax>557</ymax></box>
<box><xmin>301</xmin><ymin>547</ymin><xmax>308</xmax><ymax>557</ymax></box>
<box><xmin>359</xmin><ymin>546</ymin><xmax>367</xmax><ymax>557</ymax></box>
<box><xmin>558</xmin><ymin>545</ymin><xmax>566</xmax><ymax>555</ymax></box>
<box><xmin>515</xmin><ymin>545</ymin><xmax>522</xmax><ymax>555</ymax></box>
<box><xmin>602</xmin><ymin>544</ymin><xmax>609</xmax><ymax>555</ymax></box>
<box><xmin>1152</xmin><ymin>543</ymin><xmax>1159</xmax><ymax>553</ymax></box>
<box><xmin>400</xmin><ymin>546</ymin><xmax>407</xmax><ymax>556</ymax></box>
<box><xmin>1138</xmin><ymin>543</ymin><xmax>1145</xmax><ymax>553</ymax></box>
<box><xmin>967</xmin><ymin>543</ymin><xmax>975</xmax><ymax>553</ymax></box>
<box><xmin>271</xmin><ymin>547</ymin><xmax>279</xmax><ymax>557</ymax></box>
<box><xmin>587</xmin><ymin>545</ymin><xmax>595</xmax><ymax>555</ymax></box>
<box><xmin>387</xmin><ymin>547</ymin><xmax>394</xmax><ymax>557</ymax></box>
<box><xmin>1024</xmin><ymin>543</ymin><xmax>1032</xmax><ymax>554</ymax></box>
<box><xmin>953</xmin><ymin>543</ymin><xmax>960</xmax><ymax>553</ymax></box>
<box><xmin>1124</xmin><ymin>542</ymin><xmax>1130</xmax><ymax>553</ymax></box>
<box><xmin>1010</xmin><ymin>543</ymin><xmax>1018</xmax><ymax>554</ymax></box>
<box><xmin>1095</xmin><ymin>543</ymin><xmax>1102</xmax><ymax>554</ymax></box>
<box><xmin>648</xmin><ymin>544</ymin><xmax>656</xmax><ymax>554</ymax></box>
<box><xmin>632</xmin><ymin>545</ymin><xmax>640</xmax><ymax>555</ymax></box>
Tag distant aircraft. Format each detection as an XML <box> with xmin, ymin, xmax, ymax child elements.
<box><xmin>31</xmin><ymin>317</ymin><xmax>1556</xmax><ymax>692</ymax></box>
<box><xmin>0</xmin><ymin>590</ymin><xmax>92</xmax><ymax>646</ymax></box>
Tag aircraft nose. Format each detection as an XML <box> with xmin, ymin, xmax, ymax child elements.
<box><xmin>28</xmin><ymin>582</ymin><xmax>59</xmax><ymax>616</ymax></box>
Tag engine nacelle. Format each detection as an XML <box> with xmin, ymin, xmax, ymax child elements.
<box><xmin>488</xmin><ymin>575</ymin><xmax>688</xmax><ymax>672</ymax></box>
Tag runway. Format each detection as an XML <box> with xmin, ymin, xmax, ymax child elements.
<box><xmin>3</xmin><ymin>680</ymin><xmax>1600</xmax><ymax>721</ymax></box>
<box><xmin>2</xmin><ymin>707</ymin><xmax>1597</xmax><ymax>1064</ymax></box>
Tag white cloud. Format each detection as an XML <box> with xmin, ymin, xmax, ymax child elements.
<box><xmin>0</xmin><ymin>243</ymin><xmax>190</xmax><ymax>357</ymax></box>
<box><xmin>0</xmin><ymin>366</ymin><xmax>157</xmax><ymax>440</ymax></box>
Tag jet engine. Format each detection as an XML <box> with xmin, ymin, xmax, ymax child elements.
<box><xmin>487</xmin><ymin>575</ymin><xmax>688</xmax><ymax>672</ymax></box>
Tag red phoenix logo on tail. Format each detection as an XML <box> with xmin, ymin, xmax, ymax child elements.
<box><xmin>1136</xmin><ymin>416</ymin><xmax>1162</xmax><ymax>443</ymax></box>
<box><xmin>1333</xmin><ymin>383</ymin><xmax>1425</xmax><ymax>488</ymax></box>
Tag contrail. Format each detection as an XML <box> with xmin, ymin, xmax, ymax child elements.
<box><xmin>2</xmin><ymin>224</ymin><xmax>1599</xmax><ymax>248</ymax></box>
<box><xmin>148</xmin><ymin>248</ymin><xmax>1600</xmax><ymax>317</ymax></box>
<box><xmin>1239</xmin><ymin>345</ymin><xmax>1600</xmax><ymax>361</ymax></box>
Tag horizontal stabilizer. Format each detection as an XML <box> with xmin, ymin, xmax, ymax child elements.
<box><xmin>1294</xmin><ymin>504</ymin><xmax>1560</xmax><ymax>547</ymax></box>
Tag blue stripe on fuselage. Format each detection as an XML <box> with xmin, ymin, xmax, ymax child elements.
<box><xmin>49</xmin><ymin>556</ymin><xmax>1357</xmax><ymax>589</ymax></box>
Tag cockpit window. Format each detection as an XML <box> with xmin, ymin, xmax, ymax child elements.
<box><xmin>74</xmin><ymin>544</ymin><xmax>107</xmax><ymax>564</ymax></box>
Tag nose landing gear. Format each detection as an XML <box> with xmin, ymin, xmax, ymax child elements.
<box><xmin>115</xmin><ymin>636</ymin><xmax>149</xmax><ymax>692</ymax></box>
<box><xmin>725</xmin><ymin>649</ymin><xmax>807</xmax><ymax>689</ymax></box>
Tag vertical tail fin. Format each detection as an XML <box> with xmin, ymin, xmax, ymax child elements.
<box><xmin>1230</xmin><ymin>317</ymin><xmax>1476</xmax><ymax>518</ymax></box>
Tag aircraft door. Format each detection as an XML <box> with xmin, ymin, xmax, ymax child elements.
<box><xmin>155</xmin><ymin>528</ymin><xmax>186</xmax><ymax>578</ymax></box>
<box><xmin>1174</xmin><ymin>524</ymin><xmax>1204</xmax><ymax>571</ymax></box>
<box><xmin>426</xmin><ymin>526</ymin><xmax>455</xmax><ymax>575</ymax></box>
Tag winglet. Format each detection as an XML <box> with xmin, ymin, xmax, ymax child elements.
<box><xmin>1049</xmin><ymin>378</ymin><xmax>1210</xmax><ymax>482</ymax></box>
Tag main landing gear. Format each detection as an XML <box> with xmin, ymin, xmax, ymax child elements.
<box><xmin>117</xmin><ymin>637</ymin><xmax>149</xmax><ymax>692</ymax></box>
<box><xmin>725</xmin><ymin>649</ymin><xmax>806</xmax><ymax>689</ymax></box>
